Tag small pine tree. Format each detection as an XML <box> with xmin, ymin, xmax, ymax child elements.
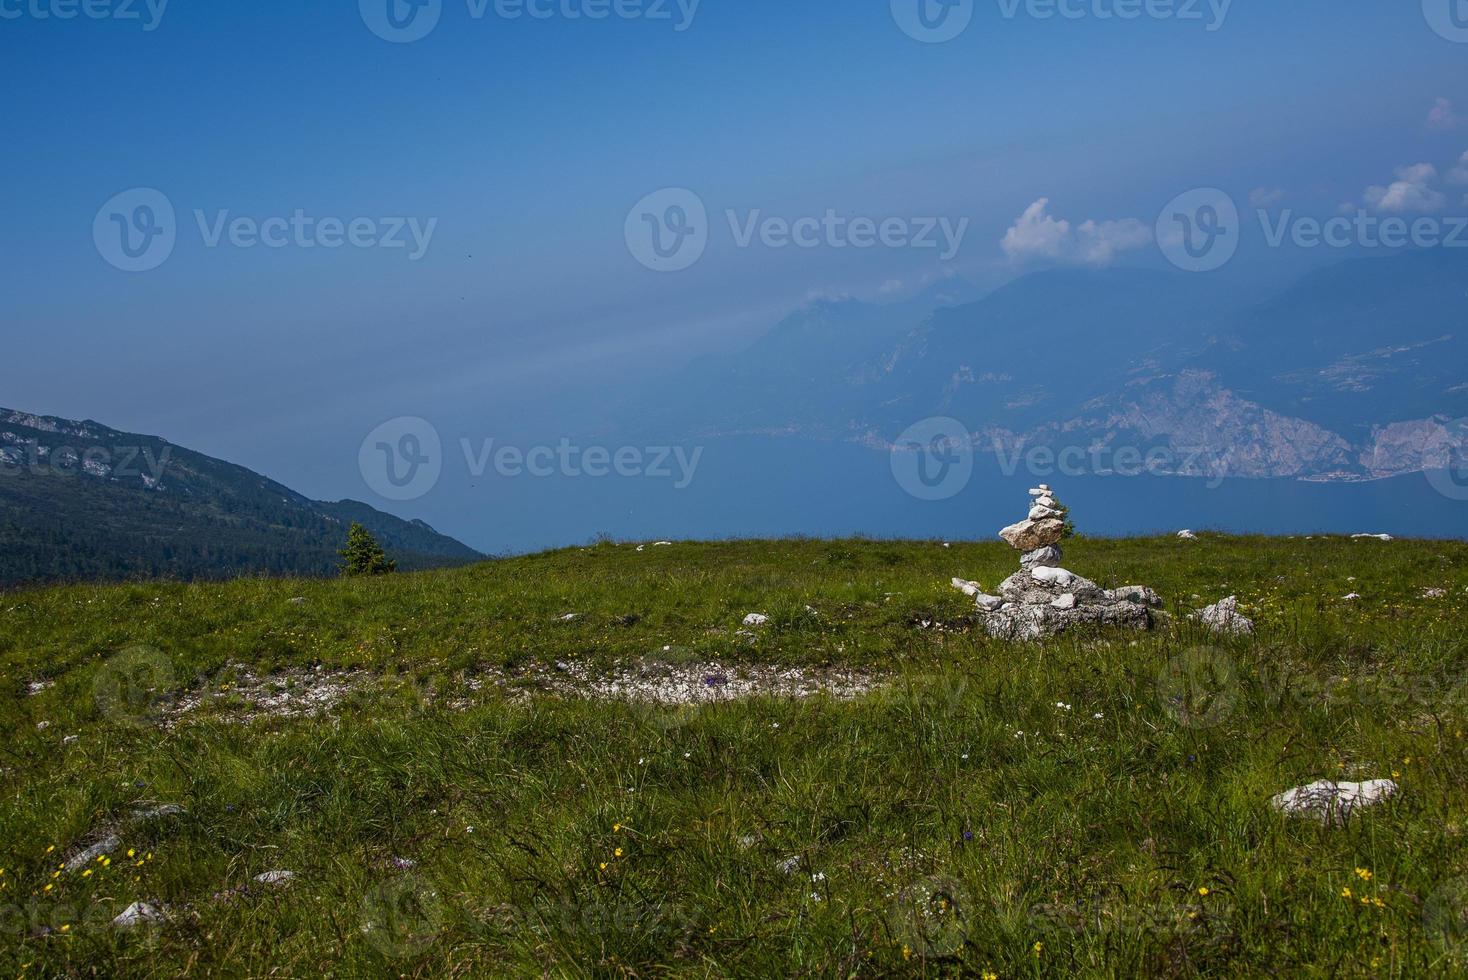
<box><xmin>339</xmin><ymin>522</ymin><xmax>396</xmax><ymax>576</ymax></box>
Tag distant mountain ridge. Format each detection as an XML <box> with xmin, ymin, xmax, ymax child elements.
<box><xmin>0</xmin><ymin>408</ymin><xmax>482</xmax><ymax>587</ymax></box>
<box><xmin>627</xmin><ymin>250</ymin><xmax>1468</xmax><ymax>483</ymax></box>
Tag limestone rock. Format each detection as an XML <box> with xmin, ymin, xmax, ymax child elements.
<box><xmin>1270</xmin><ymin>779</ymin><xmax>1398</xmax><ymax>825</ymax></box>
<box><xmin>1020</xmin><ymin>546</ymin><xmax>1063</xmax><ymax>570</ymax></box>
<box><xmin>999</xmin><ymin>518</ymin><xmax>1065</xmax><ymax>551</ymax></box>
<box><xmin>112</xmin><ymin>902</ymin><xmax>163</xmax><ymax>929</ymax></box>
<box><xmin>66</xmin><ymin>835</ymin><xmax>120</xmax><ymax>872</ymax></box>
<box><xmin>1108</xmin><ymin>585</ymin><xmax>1163</xmax><ymax>608</ymax></box>
<box><xmin>1028</xmin><ymin>505</ymin><xmax>1064</xmax><ymax>521</ymax></box>
<box><xmin>1194</xmin><ymin>596</ymin><xmax>1254</xmax><ymax>636</ymax></box>
<box><xmin>1178</xmin><ymin>530</ymin><xmax>1198</xmax><ymax>540</ymax></box>
<box><xmin>742</xmin><ymin>613</ymin><xmax>769</xmax><ymax>627</ymax></box>
<box><xmin>950</xmin><ymin>578</ymin><xmax>981</xmax><ymax>598</ymax></box>
<box><xmin>254</xmin><ymin>870</ymin><xmax>296</xmax><ymax>886</ymax></box>
<box><xmin>1051</xmin><ymin>594</ymin><xmax>1077</xmax><ymax>610</ymax></box>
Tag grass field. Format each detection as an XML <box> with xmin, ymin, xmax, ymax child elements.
<box><xmin>3</xmin><ymin>534</ymin><xmax>1468</xmax><ymax>977</ymax></box>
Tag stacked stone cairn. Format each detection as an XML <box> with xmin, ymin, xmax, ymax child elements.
<box><xmin>968</xmin><ymin>484</ymin><xmax>1163</xmax><ymax>640</ymax></box>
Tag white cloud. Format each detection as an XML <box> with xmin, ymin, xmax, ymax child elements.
<box><xmin>1000</xmin><ymin>198</ymin><xmax>1152</xmax><ymax>267</ymax></box>
<box><xmin>1249</xmin><ymin>187</ymin><xmax>1287</xmax><ymax>208</ymax></box>
<box><xmin>1429</xmin><ymin>97</ymin><xmax>1459</xmax><ymax>130</ymax></box>
<box><xmin>1449</xmin><ymin>150</ymin><xmax>1468</xmax><ymax>186</ymax></box>
<box><xmin>1363</xmin><ymin>163</ymin><xmax>1447</xmax><ymax>213</ymax></box>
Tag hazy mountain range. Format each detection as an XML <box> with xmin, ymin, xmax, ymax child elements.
<box><xmin>0</xmin><ymin>409</ymin><xmax>480</xmax><ymax>587</ymax></box>
<box><xmin>622</xmin><ymin>248</ymin><xmax>1468</xmax><ymax>483</ymax></box>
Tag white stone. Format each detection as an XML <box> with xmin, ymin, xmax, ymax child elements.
<box><xmin>976</xmin><ymin>594</ymin><xmax>1004</xmax><ymax>612</ymax></box>
<box><xmin>1343</xmin><ymin>593</ymin><xmax>1362</xmax><ymax>601</ymax></box>
<box><xmin>558</xmin><ymin>613</ymin><xmax>578</xmax><ymax>621</ymax></box>
<box><xmin>1351</xmin><ymin>533</ymin><xmax>1394</xmax><ymax>542</ymax></box>
<box><xmin>1034</xmin><ymin>496</ymin><xmax>1059</xmax><ymax>510</ymax></box>
<box><xmin>1038</xmin><ymin>484</ymin><xmax>1051</xmax><ymax>491</ymax></box>
<box><xmin>1270</xmin><ymin>779</ymin><xmax>1398</xmax><ymax>824</ymax></box>
<box><xmin>1028</xmin><ymin>488</ymin><xmax>1044</xmax><ymax>497</ymax></box>
<box><xmin>1178</xmin><ymin>530</ymin><xmax>1198</xmax><ymax>540</ymax></box>
<box><xmin>1194</xmin><ymin>596</ymin><xmax>1254</xmax><ymax>636</ymax></box>
<box><xmin>1028</xmin><ymin>505</ymin><xmax>1063</xmax><ymax>521</ymax></box>
<box><xmin>743</xmin><ymin>613</ymin><xmax>770</xmax><ymax>627</ymax></box>
<box><xmin>950</xmin><ymin>578</ymin><xmax>981</xmax><ymax>597</ymax></box>
<box><xmin>1051</xmin><ymin>594</ymin><xmax>1077</xmax><ymax>610</ymax></box>
<box><xmin>65</xmin><ymin>835</ymin><xmax>120</xmax><ymax>872</ymax></box>
<box><xmin>254</xmin><ymin>870</ymin><xmax>296</xmax><ymax>886</ymax></box>
<box><xmin>112</xmin><ymin>902</ymin><xmax>163</xmax><ymax>929</ymax></box>
<box><xmin>1031</xmin><ymin>566</ymin><xmax>1079</xmax><ymax>588</ymax></box>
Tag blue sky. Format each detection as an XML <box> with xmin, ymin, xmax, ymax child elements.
<box><xmin>3</xmin><ymin>0</ymin><xmax>1467</xmax><ymax>513</ymax></box>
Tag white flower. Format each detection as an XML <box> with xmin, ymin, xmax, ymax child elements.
<box><xmin>1093</xmin><ymin>713</ymin><xmax>1104</xmax><ymax>720</ymax></box>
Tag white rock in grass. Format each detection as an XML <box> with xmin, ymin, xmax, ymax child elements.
<box><xmin>950</xmin><ymin>578</ymin><xmax>982</xmax><ymax>597</ymax></box>
<box><xmin>1177</xmin><ymin>530</ymin><xmax>1198</xmax><ymax>540</ymax></box>
<box><xmin>742</xmin><ymin>613</ymin><xmax>770</xmax><ymax>627</ymax></box>
<box><xmin>1193</xmin><ymin>596</ymin><xmax>1254</xmax><ymax>636</ymax></box>
<box><xmin>976</xmin><ymin>594</ymin><xmax>1004</xmax><ymax>612</ymax></box>
<box><xmin>1343</xmin><ymin>593</ymin><xmax>1362</xmax><ymax>601</ymax></box>
<box><xmin>112</xmin><ymin>902</ymin><xmax>163</xmax><ymax>929</ymax></box>
<box><xmin>130</xmin><ymin>803</ymin><xmax>185</xmax><ymax>823</ymax></box>
<box><xmin>1351</xmin><ymin>533</ymin><xmax>1394</xmax><ymax>542</ymax></box>
<box><xmin>65</xmin><ymin>835</ymin><xmax>120</xmax><ymax>872</ymax></box>
<box><xmin>558</xmin><ymin>613</ymin><xmax>579</xmax><ymax>622</ymax></box>
<box><xmin>254</xmin><ymin>870</ymin><xmax>296</xmax><ymax>886</ymax></box>
<box><xmin>1030</xmin><ymin>566</ymin><xmax>1079</xmax><ymax>588</ymax></box>
<box><xmin>1424</xmin><ymin>588</ymin><xmax>1447</xmax><ymax>599</ymax></box>
<box><xmin>1270</xmin><ymin>779</ymin><xmax>1398</xmax><ymax>824</ymax></box>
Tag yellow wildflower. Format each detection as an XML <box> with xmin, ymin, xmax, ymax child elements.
<box><xmin>1033</xmin><ymin>941</ymin><xmax>1044</xmax><ymax>956</ymax></box>
<box><xmin>1197</xmin><ymin>886</ymin><xmax>1210</xmax><ymax>896</ymax></box>
<box><xmin>1355</xmin><ymin>868</ymin><xmax>1372</xmax><ymax>881</ymax></box>
<box><xmin>1341</xmin><ymin>887</ymin><xmax>1352</xmax><ymax>898</ymax></box>
<box><xmin>902</xmin><ymin>945</ymin><xmax>912</xmax><ymax>961</ymax></box>
<box><xmin>614</xmin><ymin>847</ymin><xmax>623</xmax><ymax>858</ymax></box>
<box><xmin>81</xmin><ymin>870</ymin><xmax>92</xmax><ymax>878</ymax></box>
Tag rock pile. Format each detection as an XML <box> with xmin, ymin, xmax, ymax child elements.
<box><xmin>968</xmin><ymin>485</ymin><xmax>1163</xmax><ymax>640</ymax></box>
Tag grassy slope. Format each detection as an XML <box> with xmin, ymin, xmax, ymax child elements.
<box><xmin>2</xmin><ymin>535</ymin><xmax>1467</xmax><ymax>977</ymax></box>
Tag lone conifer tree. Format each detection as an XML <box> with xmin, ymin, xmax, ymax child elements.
<box><xmin>340</xmin><ymin>522</ymin><xmax>396</xmax><ymax>576</ymax></box>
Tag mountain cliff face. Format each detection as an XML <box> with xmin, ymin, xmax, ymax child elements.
<box><xmin>638</xmin><ymin>250</ymin><xmax>1468</xmax><ymax>483</ymax></box>
<box><xmin>0</xmin><ymin>409</ymin><xmax>481</xmax><ymax>587</ymax></box>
